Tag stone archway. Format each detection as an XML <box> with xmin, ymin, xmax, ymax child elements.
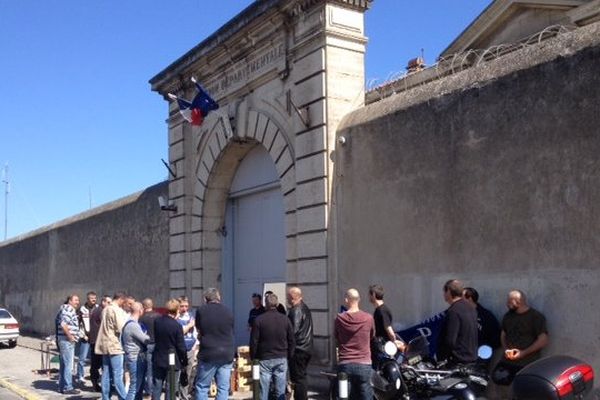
<box><xmin>189</xmin><ymin>110</ymin><xmax>297</xmax><ymax>302</ymax></box>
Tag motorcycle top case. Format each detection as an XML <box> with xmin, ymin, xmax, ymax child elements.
<box><xmin>512</xmin><ymin>355</ymin><xmax>594</xmax><ymax>400</ymax></box>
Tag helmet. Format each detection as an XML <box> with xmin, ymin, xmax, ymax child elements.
<box><xmin>380</xmin><ymin>360</ymin><xmax>403</xmax><ymax>393</ymax></box>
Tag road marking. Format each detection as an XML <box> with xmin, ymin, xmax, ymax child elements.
<box><xmin>0</xmin><ymin>378</ymin><xmax>42</xmax><ymax>400</ymax></box>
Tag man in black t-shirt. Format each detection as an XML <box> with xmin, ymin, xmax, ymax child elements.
<box><xmin>368</xmin><ymin>284</ymin><xmax>405</xmax><ymax>367</ymax></box>
<box><xmin>248</xmin><ymin>293</ymin><xmax>265</xmax><ymax>330</ymax></box>
<box><xmin>492</xmin><ymin>289</ymin><xmax>548</xmax><ymax>386</ymax></box>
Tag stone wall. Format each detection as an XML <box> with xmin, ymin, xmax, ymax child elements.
<box><xmin>0</xmin><ymin>182</ymin><xmax>170</xmax><ymax>335</ymax></box>
<box><xmin>335</xmin><ymin>22</ymin><xmax>600</xmax><ymax>375</ymax></box>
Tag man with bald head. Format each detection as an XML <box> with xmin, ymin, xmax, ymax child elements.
<box><xmin>123</xmin><ymin>302</ymin><xmax>150</xmax><ymax>400</ymax></box>
<box><xmin>334</xmin><ymin>288</ymin><xmax>375</xmax><ymax>400</ymax></box>
<box><xmin>287</xmin><ymin>286</ymin><xmax>313</xmax><ymax>400</ymax></box>
<box><xmin>492</xmin><ymin>289</ymin><xmax>548</xmax><ymax>385</ymax></box>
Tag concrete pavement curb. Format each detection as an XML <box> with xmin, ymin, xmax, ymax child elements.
<box><xmin>0</xmin><ymin>377</ymin><xmax>43</xmax><ymax>400</ymax></box>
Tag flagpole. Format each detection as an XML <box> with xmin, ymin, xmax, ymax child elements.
<box><xmin>2</xmin><ymin>163</ymin><xmax>8</xmax><ymax>240</ymax></box>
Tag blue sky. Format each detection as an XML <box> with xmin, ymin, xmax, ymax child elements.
<box><xmin>0</xmin><ymin>0</ymin><xmax>489</xmax><ymax>240</ymax></box>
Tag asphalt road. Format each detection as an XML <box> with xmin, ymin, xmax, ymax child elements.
<box><xmin>0</xmin><ymin>386</ymin><xmax>23</xmax><ymax>400</ymax></box>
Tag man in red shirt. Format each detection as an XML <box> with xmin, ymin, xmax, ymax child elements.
<box><xmin>334</xmin><ymin>288</ymin><xmax>375</xmax><ymax>400</ymax></box>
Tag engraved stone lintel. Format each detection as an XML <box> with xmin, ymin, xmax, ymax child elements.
<box><xmin>289</xmin><ymin>0</ymin><xmax>371</xmax><ymax>17</ymax></box>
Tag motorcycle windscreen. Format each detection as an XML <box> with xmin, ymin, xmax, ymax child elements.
<box><xmin>405</xmin><ymin>335</ymin><xmax>430</xmax><ymax>363</ymax></box>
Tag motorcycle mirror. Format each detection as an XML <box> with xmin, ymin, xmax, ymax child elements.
<box><xmin>478</xmin><ymin>345</ymin><xmax>493</xmax><ymax>360</ymax></box>
<box><xmin>384</xmin><ymin>341</ymin><xmax>398</xmax><ymax>356</ymax></box>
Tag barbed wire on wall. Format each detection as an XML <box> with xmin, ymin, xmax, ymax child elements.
<box><xmin>366</xmin><ymin>24</ymin><xmax>575</xmax><ymax>103</ymax></box>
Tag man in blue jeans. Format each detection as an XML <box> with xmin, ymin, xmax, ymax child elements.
<box><xmin>177</xmin><ymin>295</ymin><xmax>198</xmax><ymax>398</ymax></box>
<box><xmin>334</xmin><ymin>288</ymin><xmax>375</xmax><ymax>400</ymax></box>
<box><xmin>250</xmin><ymin>293</ymin><xmax>295</xmax><ymax>400</ymax></box>
<box><xmin>95</xmin><ymin>292</ymin><xmax>129</xmax><ymax>400</ymax></box>
<box><xmin>56</xmin><ymin>294</ymin><xmax>81</xmax><ymax>395</ymax></box>
<box><xmin>123</xmin><ymin>302</ymin><xmax>150</xmax><ymax>400</ymax></box>
<box><xmin>139</xmin><ymin>298</ymin><xmax>160</xmax><ymax>396</ymax></box>
<box><xmin>194</xmin><ymin>288</ymin><xmax>235</xmax><ymax>400</ymax></box>
<box><xmin>76</xmin><ymin>291</ymin><xmax>98</xmax><ymax>384</ymax></box>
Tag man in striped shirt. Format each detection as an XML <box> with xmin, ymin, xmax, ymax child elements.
<box><xmin>56</xmin><ymin>294</ymin><xmax>81</xmax><ymax>395</ymax></box>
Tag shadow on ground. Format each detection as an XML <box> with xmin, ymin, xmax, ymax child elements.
<box><xmin>32</xmin><ymin>379</ymin><xmax>99</xmax><ymax>399</ymax></box>
<box><xmin>32</xmin><ymin>379</ymin><xmax>57</xmax><ymax>391</ymax></box>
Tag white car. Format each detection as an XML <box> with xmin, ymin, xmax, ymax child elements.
<box><xmin>0</xmin><ymin>308</ymin><xmax>19</xmax><ymax>348</ymax></box>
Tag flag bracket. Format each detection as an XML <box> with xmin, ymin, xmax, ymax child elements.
<box><xmin>161</xmin><ymin>159</ymin><xmax>177</xmax><ymax>179</ymax></box>
<box><xmin>286</xmin><ymin>91</ymin><xmax>310</xmax><ymax>128</ymax></box>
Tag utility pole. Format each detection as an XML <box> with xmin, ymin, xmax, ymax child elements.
<box><xmin>2</xmin><ymin>163</ymin><xmax>8</xmax><ymax>241</ymax></box>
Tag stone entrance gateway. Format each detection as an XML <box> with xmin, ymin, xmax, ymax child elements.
<box><xmin>150</xmin><ymin>0</ymin><xmax>371</xmax><ymax>363</ymax></box>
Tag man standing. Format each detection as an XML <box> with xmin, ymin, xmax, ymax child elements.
<box><xmin>251</xmin><ymin>293</ymin><xmax>295</xmax><ymax>400</ymax></box>
<box><xmin>177</xmin><ymin>295</ymin><xmax>198</xmax><ymax>398</ymax></box>
<box><xmin>56</xmin><ymin>294</ymin><xmax>81</xmax><ymax>395</ymax></box>
<box><xmin>264</xmin><ymin>290</ymin><xmax>286</xmax><ymax>314</ymax></box>
<box><xmin>334</xmin><ymin>288</ymin><xmax>374</xmax><ymax>400</ymax></box>
<box><xmin>492</xmin><ymin>290</ymin><xmax>549</xmax><ymax>385</ymax></box>
<box><xmin>123</xmin><ymin>302</ymin><xmax>150</xmax><ymax>400</ymax></box>
<box><xmin>437</xmin><ymin>280</ymin><xmax>478</xmax><ymax>365</ymax></box>
<box><xmin>95</xmin><ymin>291</ymin><xmax>129</xmax><ymax>400</ymax></box>
<box><xmin>194</xmin><ymin>288</ymin><xmax>235</xmax><ymax>400</ymax></box>
<box><xmin>152</xmin><ymin>298</ymin><xmax>188</xmax><ymax>400</ymax></box>
<box><xmin>463</xmin><ymin>287</ymin><xmax>501</xmax><ymax>350</ymax></box>
<box><xmin>248</xmin><ymin>293</ymin><xmax>265</xmax><ymax>329</ymax></box>
<box><xmin>139</xmin><ymin>297</ymin><xmax>160</xmax><ymax>396</ymax></box>
<box><xmin>286</xmin><ymin>287</ymin><xmax>313</xmax><ymax>400</ymax></box>
<box><xmin>368</xmin><ymin>284</ymin><xmax>405</xmax><ymax>367</ymax></box>
<box><xmin>89</xmin><ymin>294</ymin><xmax>111</xmax><ymax>392</ymax></box>
<box><xmin>76</xmin><ymin>291</ymin><xmax>98</xmax><ymax>385</ymax></box>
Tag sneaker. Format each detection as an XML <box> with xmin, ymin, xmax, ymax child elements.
<box><xmin>62</xmin><ymin>389</ymin><xmax>81</xmax><ymax>395</ymax></box>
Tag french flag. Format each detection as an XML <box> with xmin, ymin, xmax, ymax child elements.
<box><xmin>168</xmin><ymin>78</ymin><xmax>219</xmax><ymax>126</ymax></box>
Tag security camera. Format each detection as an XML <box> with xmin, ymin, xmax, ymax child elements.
<box><xmin>158</xmin><ymin>196</ymin><xmax>177</xmax><ymax>212</ymax></box>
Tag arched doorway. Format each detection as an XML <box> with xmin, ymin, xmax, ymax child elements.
<box><xmin>221</xmin><ymin>145</ymin><xmax>286</xmax><ymax>346</ymax></box>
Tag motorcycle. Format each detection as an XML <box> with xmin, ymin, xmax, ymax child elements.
<box><xmin>393</xmin><ymin>335</ymin><xmax>491</xmax><ymax>399</ymax></box>
<box><xmin>326</xmin><ymin>335</ymin><xmax>491</xmax><ymax>400</ymax></box>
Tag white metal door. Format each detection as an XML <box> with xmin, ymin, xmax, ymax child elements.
<box><xmin>221</xmin><ymin>146</ymin><xmax>286</xmax><ymax>346</ymax></box>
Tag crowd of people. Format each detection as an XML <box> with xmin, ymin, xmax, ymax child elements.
<box><xmin>54</xmin><ymin>280</ymin><xmax>548</xmax><ymax>400</ymax></box>
<box><xmin>53</xmin><ymin>287</ymin><xmax>314</xmax><ymax>400</ymax></box>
